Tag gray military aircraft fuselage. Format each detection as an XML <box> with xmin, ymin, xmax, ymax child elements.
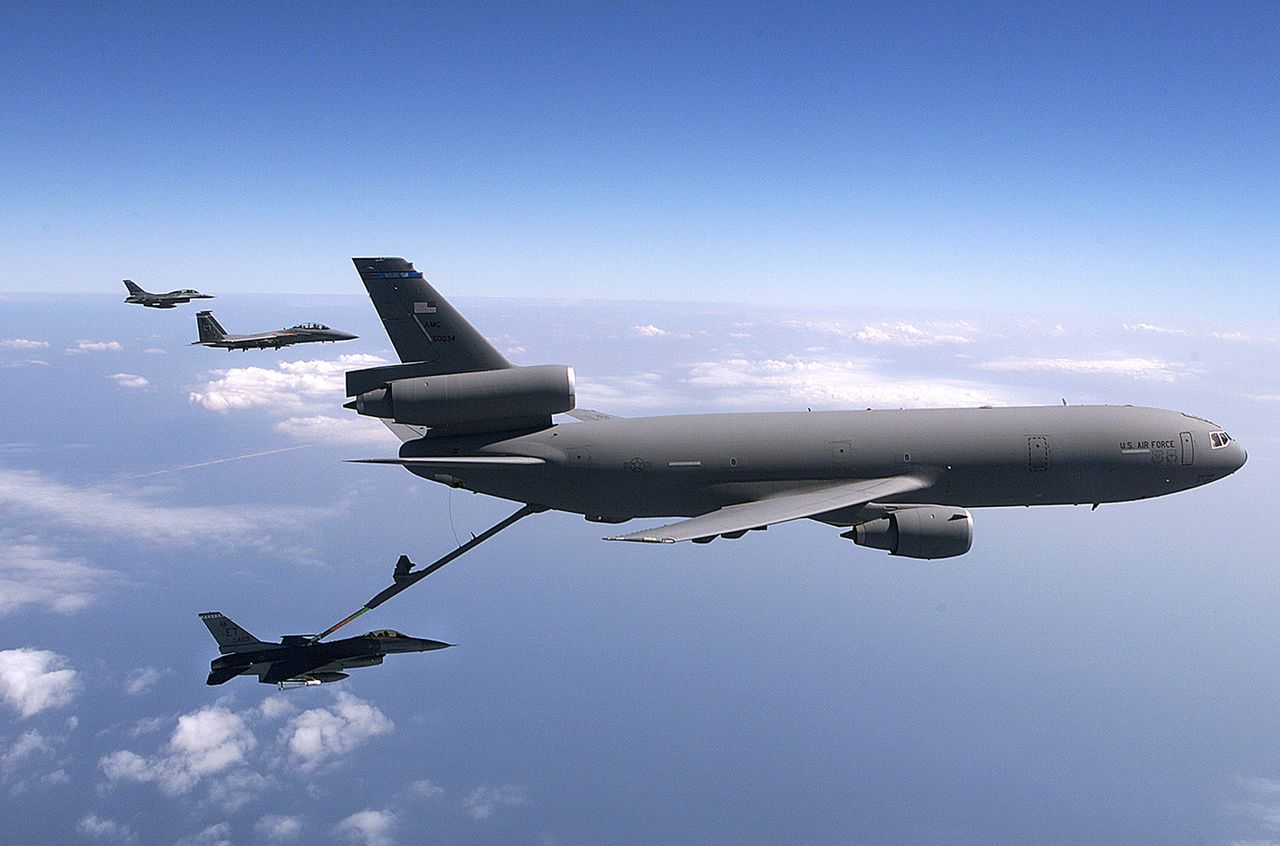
<box><xmin>200</xmin><ymin>612</ymin><xmax>450</xmax><ymax>687</ymax></box>
<box><xmin>192</xmin><ymin>310</ymin><xmax>357</xmax><ymax>351</ymax></box>
<box><xmin>345</xmin><ymin>257</ymin><xmax>1246</xmax><ymax>558</ymax></box>
<box><xmin>123</xmin><ymin>279</ymin><xmax>213</xmax><ymax>308</ymax></box>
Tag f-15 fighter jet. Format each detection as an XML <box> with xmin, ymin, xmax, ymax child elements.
<box><xmin>123</xmin><ymin>279</ymin><xmax>213</xmax><ymax>308</ymax></box>
<box><xmin>199</xmin><ymin>612</ymin><xmax>450</xmax><ymax>687</ymax></box>
<box><xmin>192</xmin><ymin>310</ymin><xmax>357</xmax><ymax>351</ymax></box>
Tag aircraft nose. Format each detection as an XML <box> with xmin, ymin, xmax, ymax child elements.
<box><xmin>1233</xmin><ymin>441</ymin><xmax>1248</xmax><ymax>472</ymax></box>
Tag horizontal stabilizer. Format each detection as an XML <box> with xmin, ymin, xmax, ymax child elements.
<box><xmin>206</xmin><ymin>666</ymin><xmax>242</xmax><ymax>686</ymax></box>
<box><xmin>348</xmin><ymin>456</ymin><xmax>545</xmax><ymax>466</ymax></box>
<box><xmin>605</xmin><ymin>475</ymin><xmax>933</xmax><ymax>544</ymax></box>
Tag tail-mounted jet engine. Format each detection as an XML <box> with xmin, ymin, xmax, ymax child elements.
<box><xmin>842</xmin><ymin>505</ymin><xmax>973</xmax><ymax>559</ymax></box>
<box><xmin>349</xmin><ymin>364</ymin><xmax>575</xmax><ymax>429</ymax></box>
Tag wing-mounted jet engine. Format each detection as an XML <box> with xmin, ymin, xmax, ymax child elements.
<box><xmin>842</xmin><ymin>505</ymin><xmax>974</xmax><ymax>559</ymax></box>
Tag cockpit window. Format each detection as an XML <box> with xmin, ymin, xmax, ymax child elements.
<box><xmin>368</xmin><ymin>629</ymin><xmax>405</xmax><ymax>639</ymax></box>
<box><xmin>1210</xmin><ymin>431</ymin><xmax>1232</xmax><ymax>449</ymax></box>
<box><xmin>292</xmin><ymin>323</ymin><xmax>329</xmax><ymax>330</ymax></box>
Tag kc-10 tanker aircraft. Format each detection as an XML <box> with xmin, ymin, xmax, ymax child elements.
<box><xmin>345</xmin><ymin>257</ymin><xmax>1245</xmax><ymax>560</ymax></box>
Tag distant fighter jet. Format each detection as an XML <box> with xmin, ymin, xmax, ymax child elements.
<box><xmin>199</xmin><ymin>612</ymin><xmax>450</xmax><ymax>687</ymax></box>
<box><xmin>344</xmin><ymin>257</ymin><xmax>1246</xmax><ymax>560</ymax></box>
<box><xmin>123</xmin><ymin>279</ymin><xmax>213</xmax><ymax>308</ymax></box>
<box><xmin>192</xmin><ymin>310</ymin><xmax>357</xmax><ymax>351</ymax></box>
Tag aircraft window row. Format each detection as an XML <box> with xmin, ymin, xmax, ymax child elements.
<box><xmin>1210</xmin><ymin>431</ymin><xmax>1232</xmax><ymax>449</ymax></box>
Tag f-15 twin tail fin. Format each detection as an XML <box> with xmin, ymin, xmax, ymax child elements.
<box><xmin>195</xmin><ymin>311</ymin><xmax>228</xmax><ymax>343</ymax></box>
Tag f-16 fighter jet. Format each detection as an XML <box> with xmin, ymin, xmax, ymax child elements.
<box><xmin>192</xmin><ymin>310</ymin><xmax>357</xmax><ymax>351</ymax></box>
<box><xmin>123</xmin><ymin>279</ymin><xmax>213</xmax><ymax>308</ymax></box>
<box><xmin>199</xmin><ymin>612</ymin><xmax>450</xmax><ymax>687</ymax></box>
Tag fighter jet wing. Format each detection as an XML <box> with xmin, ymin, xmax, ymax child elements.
<box><xmin>604</xmin><ymin>474</ymin><xmax>933</xmax><ymax>544</ymax></box>
<box><xmin>261</xmin><ymin>654</ymin><xmax>337</xmax><ymax>685</ymax></box>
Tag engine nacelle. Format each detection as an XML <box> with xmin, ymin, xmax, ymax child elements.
<box><xmin>352</xmin><ymin>365</ymin><xmax>575</xmax><ymax>428</ymax></box>
<box><xmin>843</xmin><ymin>505</ymin><xmax>973</xmax><ymax>559</ymax></box>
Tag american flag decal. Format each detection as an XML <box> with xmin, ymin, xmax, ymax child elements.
<box><xmin>413</xmin><ymin>301</ymin><xmax>438</xmax><ymax>314</ymax></box>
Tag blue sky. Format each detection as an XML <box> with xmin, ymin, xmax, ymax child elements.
<box><xmin>1</xmin><ymin>4</ymin><xmax>1279</xmax><ymax>845</ymax></box>
<box><xmin>1</xmin><ymin>3</ymin><xmax>1276</xmax><ymax>316</ymax></box>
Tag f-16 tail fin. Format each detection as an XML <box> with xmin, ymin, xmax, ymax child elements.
<box><xmin>123</xmin><ymin>279</ymin><xmax>145</xmax><ymax>295</ymax></box>
<box><xmin>195</xmin><ymin>310</ymin><xmax>227</xmax><ymax>343</ymax></box>
<box><xmin>352</xmin><ymin>257</ymin><xmax>511</xmax><ymax>373</ymax></box>
<box><xmin>200</xmin><ymin>612</ymin><xmax>266</xmax><ymax>654</ymax></box>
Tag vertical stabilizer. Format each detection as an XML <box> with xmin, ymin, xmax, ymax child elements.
<box><xmin>123</xmin><ymin>279</ymin><xmax>145</xmax><ymax>295</ymax></box>
<box><xmin>196</xmin><ymin>310</ymin><xmax>227</xmax><ymax>343</ymax></box>
<box><xmin>199</xmin><ymin>612</ymin><xmax>265</xmax><ymax>654</ymax></box>
<box><xmin>352</xmin><ymin>257</ymin><xmax>510</xmax><ymax>372</ymax></box>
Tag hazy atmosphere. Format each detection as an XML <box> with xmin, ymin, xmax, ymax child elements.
<box><xmin>2</xmin><ymin>4</ymin><xmax>1277</xmax><ymax>845</ymax></box>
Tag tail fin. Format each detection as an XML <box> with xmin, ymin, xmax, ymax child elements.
<box><xmin>199</xmin><ymin>612</ymin><xmax>265</xmax><ymax>654</ymax></box>
<box><xmin>352</xmin><ymin>257</ymin><xmax>510</xmax><ymax>372</ymax></box>
<box><xmin>196</xmin><ymin>310</ymin><xmax>227</xmax><ymax>343</ymax></box>
<box><xmin>123</xmin><ymin>279</ymin><xmax>145</xmax><ymax>295</ymax></box>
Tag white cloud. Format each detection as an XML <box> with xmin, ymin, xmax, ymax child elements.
<box><xmin>76</xmin><ymin>814</ymin><xmax>137</xmax><ymax>843</ymax></box>
<box><xmin>1230</xmin><ymin>775</ymin><xmax>1280</xmax><ymax>841</ymax></box>
<box><xmin>1122</xmin><ymin>322</ymin><xmax>1190</xmax><ymax>336</ymax></box>
<box><xmin>686</xmin><ymin>357</ymin><xmax>1011</xmax><ymax>409</ymax></box>
<box><xmin>189</xmin><ymin>353</ymin><xmax>387</xmax><ymax>414</ymax></box>
<box><xmin>0</xmin><ymin>648</ymin><xmax>79</xmax><ymax>718</ymax></box>
<box><xmin>409</xmin><ymin>777</ymin><xmax>443</xmax><ymax>798</ymax></box>
<box><xmin>463</xmin><ymin>783</ymin><xmax>527</xmax><ymax>819</ymax></box>
<box><xmin>273</xmin><ymin>415</ymin><xmax>395</xmax><ymax>446</ymax></box>
<box><xmin>335</xmin><ymin>809</ymin><xmax>397</xmax><ymax>846</ymax></box>
<box><xmin>0</xmin><ymin>535</ymin><xmax>121</xmax><ymax>616</ymax></box>
<box><xmin>255</xmin><ymin>814</ymin><xmax>303</xmax><ymax>842</ymax></box>
<box><xmin>175</xmin><ymin>822</ymin><xmax>232</xmax><ymax>846</ymax></box>
<box><xmin>206</xmin><ymin>767</ymin><xmax>277</xmax><ymax>811</ymax></box>
<box><xmin>107</xmin><ymin>373</ymin><xmax>149</xmax><ymax>389</ymax></box>
<box><xmin>124</xmin><ymin>667</ymin><xmax>161</xmax><ymax>696</ymax></box>
<box><xmin>66</xmin><ymin>341</ymin><xmax>122</xmax><ymax>353</ymax></box>
<box><xmin>2</xmin><ymin>729</ymin><xmax>54</xmax><ymax>776</ymax></box>
<box><xmin>40</xmin><ymin>768</ymin><xmax>68</xmax><ymax>785</ymax></box>
<box><xmin>0</xmin><ymin>338</ymin><xmax>48</xmax><ymax>350</ymax></box>
<box><xmin>978</xmin><ymin>356</ymin><xmax>1189</xmax><ymax>382</ymax></box>
<box><xmin>258</xmin><ymin>696</ymin><xmax>297</xmax><ymax>721</ymax></box>
<box><xmin>853</xmin><ymin>321</ymin><xmax>979</xmax><ymax>347</ymax></box>
<box><xmin>0</xmin><ymin>468</ymin><xmax>318</xmax><ymax>549</ymax></box>
<box><xmin>279</xmin><ymin>692</ymin><xmax>393</xmax><ymax>773</ymax></box>
<box><xmin>100</xmin><ymin>705</ymin><xmax>256</xmax><ymax>796</ymax></box>
<box><xmin>142</xmin><ymin>347</ymin><xmax>166</xmax><ymax>355</ymax></box>
<box><xmin>631</xmin><ymin>324</ymin><xmax>690</xmax><ymax>338</ymax></box>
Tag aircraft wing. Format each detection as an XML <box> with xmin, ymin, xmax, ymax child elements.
<box><xmin>261</xmin><ymin>653</ymin><xmax>337</xmax><ymax>684</ymax></box>
<box><xmin>604</xmin><ymin>474</ymin><xmax>932</xmax><ymax>544</ymax></box>
<box><xmin>349</xmin><ymin>456</ymin><xmax>545</xmax><ymax>466</ymax></box>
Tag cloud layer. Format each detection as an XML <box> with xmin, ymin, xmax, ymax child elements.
<box><xmin>0</xmin><ymin>648</ymin><xmax>80</xmax><ymax>718</ymax></box>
